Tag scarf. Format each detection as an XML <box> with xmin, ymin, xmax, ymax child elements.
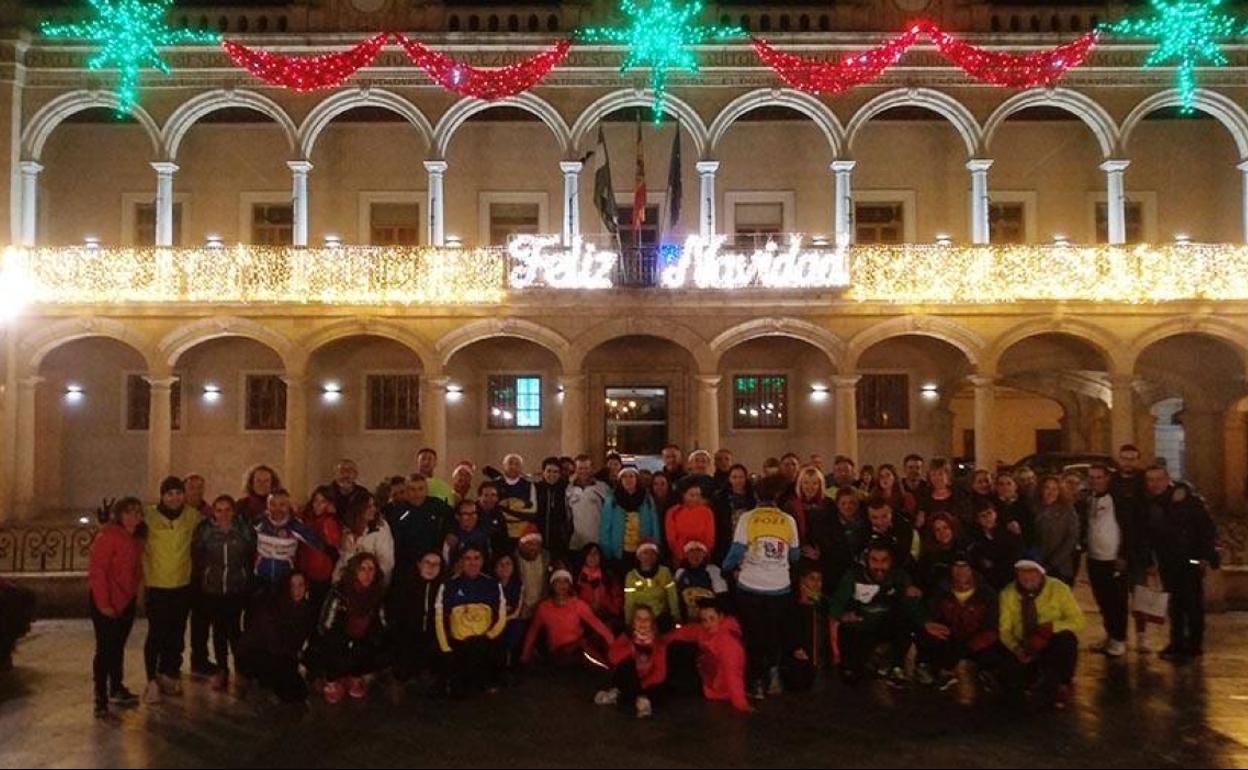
<box><xmin>1018</xmin><ymin>581</ymin><xmax>1041</xmax><ymax>641</ymax></box>
<box><xmin>343</xmin><ymin>577</ymin><xmax>385</xmax><ymax>640</ymax></box>
<box><xmin>613</xmin><ymin>484</ymin><xmax>648</xmax><ymax>513</ymax></box>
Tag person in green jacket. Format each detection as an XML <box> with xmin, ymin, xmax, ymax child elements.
<box><xmin>828</xmin><ymin>540</ymin><xmax>925</xmax><ymax>687</ymax></box>
<box><xmin>997</xmin><ymin>559</ymin><xmax>1085</xmax><ymax>710</ymax></box>
<box><xmin>142</xmin><ymin>476</ymin><xmax>200</xmax><ymax>705</ymax></box>
<box><xmin>623</xmin><ymin>541</ymin><xmax>679</xmax><ymax>629</ymax></box>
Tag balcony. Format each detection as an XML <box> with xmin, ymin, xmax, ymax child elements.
<box><xmin>5</xmin><ymin>239</ymin><xmax>1248</xmax><ymax>307</ymax></box>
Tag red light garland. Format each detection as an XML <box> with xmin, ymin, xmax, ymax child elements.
<box><xmin>223</xmin><ymin>32</ymin><xmax>388</xmax><ymax>91</ymax></box>
<box><xmin>394</xmin><ymin>35</ymin><xmax>572</xmax><ymax>99</ymax></box>
<box><xmin>752</xmin><ymin>25</ymin><xmax>923</xmax><ymax>94</ymax></box>
<box><xmin>928</xmin><ymin>26</ymin><xmax>1102</xmax><ymax>88</ymax></box>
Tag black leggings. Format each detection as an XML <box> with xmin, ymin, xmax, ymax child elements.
<box><xmin>200</xmin><ymin>593</ymin><xmax>246</xmax><ymax>673</ymax></box>
<box><xmin>837</xmin><ymin>613</ymin><xmax>914</xmax><ymax>675</ymax></box>
<box><xmin>1160</xmin><ymin>561</ymin><xmax>1206</xmax><ymax>652</ymax></box>
<box><xmin>91</xmin><ymin>599</ymin><xmax>136</xmax><ymax>703</ymax></box>
<box><xmin>144</xmin><ymin>586</ymin><xmax>191</xmax><ymax>681</ymax></box>
<box><xmin>736</xmin><ymin>590</ymin><xmax>789</xmax><ymax>685</ymax></box>
<box><xmin>610</xmin><ymin>659</ymin><xmax>663</xmax><ymax>706</ymax></box>
<box><xmin>446</xmin><ymin>637</ymin><xmax>503</xmax><ymax>693</ymax></box>
<box><xmin>998</xmin><ymin>630</ymin><xmax>1079</xmax><ymax>690</ymax></box>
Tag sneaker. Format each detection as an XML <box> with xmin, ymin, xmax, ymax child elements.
<box><xmin>94</xmin><ymin>702</ymin><xmax>109</xmax><ymax>719</ymax></box>
<box><xmin>1090</xmin><ymin>638</ymin><xmax>1112</xmax><ymax>654</ymax></box>
<box><xmin>594</xmin><ymin>688</ymin><xmax>620</xmax><ymax>706</ymax></box>
<box><xmin>634</xmin><ymin>695</ymin><xmax>652</xmax><ymax>719</ymax></box>
<box><xmin>323</xmin><ymin>681</ymin><xmax>345</xmax><ymax>705</ymax></box>
<box><xmin>109</xmin><ymin>687</ymin><xmax>139</xmax><ymax>706</ymax></box>
<box><xmin>767</xmin><ymin>667</ymin><xmax>783</xmax><ymax>696</ymax></box>
<box><xmin>143</xmin><ymin>681</ymin><xmax>163</xmax><ymax>705</ymax></box>
<box><xmin>157</xmin><ymin>675</ymin><xmax>182</xmax><ymax>696</ymax></box>
<box><xmin>348</xmin><ymin>677</ymin><xmax>367</xmax><ymax>700</ymax></box>
<box><xmin>1054</xmin><ymin>684</ymin><xmax>1072</xmax><ymax>711</ymax></box>
<box><xmin>913</xmin><ymin>663</ymin><xmax>935</xmax><ymax>687</ymax></box>
<box><xmin>1105</xmin><ymin>640</ymin><xmax>1127</xmax><ymax>658</ymax></box>
<box><xmin>937</xmin><ymin>672</ymin><xmax>959</xmax><ymax>692</ymax></box>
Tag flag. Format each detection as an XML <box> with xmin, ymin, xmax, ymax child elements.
<box><xmin>665</xmin><ymin>127</ymin><xmax>682</xmax><ymax>231</ymax></box>
<box><xmin>592</xmin><ymin>127</ymin><xmax>618</xmax><ymax>236</ymax></box>
<box><xmin>633</xmin><ymin>115</ymin><xmax>646</xmax><ymax>230</ymax></box>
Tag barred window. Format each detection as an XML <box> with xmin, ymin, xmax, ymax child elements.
<box><xmin>125</xmin><ymin>375</ymin><xmax>182</xmax><ymax>431</ymax></box>
<box><xmin>245</xmin><ymin>374</ymin><xmax>287</xmax><ymax>431</ymax></box>
<box><xmin>487</xmin><ymin>375</ymin><xmax>541</xmax><ymax>430</ymax></box>
<box><xmin>732</xmin><ymin>374</ymin><xmax>788</xmax><ymax>430</ymax></box>
<box><xmin>856</xmin><ymin>374</ymin><xmax>910</xmax><ymax>430</ymax></box>
<box><xmin>251</xmin><ymin>204</ymin><xmax>293</xmax><ymax>245</ymax></box>
<box><xmin>134</xmin><ymin>202</ymin><xmax>183</xmax><ymax>246</ymax></box>
<box><xmin>366</xmin><ymin>374</ymin><xmax>421</xmax><ymax>431</ymax></box>
<box><xmin>855</xmin><ymin>202</ymin><xmax>905</xmax><ymax>244</ymax></box>
<box><xmin>1095</xmin><ymin>201</ymin><xmax>1144</xmax><ymax>244</ymax></box>
<box><xmin>369</xmin><ymin>202</ymin><xmax>420</xmax><ymax>246</ymax></box>
<box><xmin>989</xmin><ymin>202</ymin><xmax>1026</xmax><ymax>245</ymax></box>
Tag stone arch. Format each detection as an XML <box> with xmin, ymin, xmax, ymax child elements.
<box><xmin>436</xmin><ymin>318</ymin><xmax>573</xmax><ymax>371</ymax></box>
<box><xmin>1120</xmin><ymin>89</ymin><xmax>1248</xmax><ymax>159</ymax></box>
<box><xmin>983</xmin><ymin>88</ymin><xmax>1120</xmax><ymax>158</ymax></box>
<box><xmin>987</xmin><ymin>317</ymin><xmax>1126</xmax><ymax>375</ymax></box>
<box><xmin>706</xmin><ymin>88</ymin><xmax>845</xmax><ymax>156</ymax></box>
<box><xmin>161</xmin><ymin>89</ymin><xmax>299</xmax><ymax>160</ymax></box>
<box><xmin>302</xmin><ymin>318</ymin><xmax>438</xmax><ymax>374</ymax></box>
<box><xmin>845</xmin><ymin>88</ymin><xmax>984</xmax><ymax>158</ymax></box>
<box><xmin>1126</xmin><ymin>316</ymin><xmax>1248</xmax><ymax>374</ymax></box>
<box><xmin>431</xmin><ymin>93</ymin><xmax>572</xmax><ymax>159</ymax></box>
<box><xmin>20</xmin><ymin>316</ymin><xmax>159</xmax><ymax>374</ymax></box>
<box><xmin>709</xmin><ymin>318</ymin><xmax>844</xmax><ymax>371</ymax></box>
<box><xmin>568</xmin><ymin>316</ymin><xmax>715</xmax><ymax>372</ymax></box>
<box><xmin>157</xmin><ymin>316</ymin><xmax>298</xmax><ymax>372</ymax></box>
<box><xmin>569</xmin><ymin>89</ymin><xmax>709</xmax><ymax>158</ymax></box>
<box><xmin>297</xmin><ymin>88</ymin><xmax>434</xmax><ymax>158</ymax></box>
<box><xmin>845</xmin><ymin>316</ymin><xmax>987</xmax><ymax>372</ymax></box>
<box><xmin>22</xmin><ymin>90</ymin><xmax>162</xmax><ymax>160</ymax></box>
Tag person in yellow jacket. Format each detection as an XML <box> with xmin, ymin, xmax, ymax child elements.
<box><xmin>434</xmin><ymin>545</ymin><xmax>508</xmax><ymax>695</ymax></box>
<box><xmin>997</xmin><ymin>559</ymin><xmax>1085</xmax><ymax>710</ymax></box>
<box><xmin>141</xmin><ymin>476</ymin><xmax>200</xmax><ymax>705</ymax></box>
<box><xmin>623</xmin><ymin>541</ymin><xmax>680</xmax><ymax>629</ymax></box>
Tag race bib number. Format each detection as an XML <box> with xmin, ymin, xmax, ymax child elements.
<box><xmin>854</xmin><ymin>583</ymin><xmax>881</xmax><ymax>604</ymax></box>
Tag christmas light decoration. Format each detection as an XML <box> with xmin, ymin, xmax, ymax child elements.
<box><xmin>659</xmin><ymin>235</ymin><xmax>851</xmax><ymax>289</ymax></box>
<box><xmin>41</xmin><ymin>0</ymin><xmax>220</xmax><ymax>113</ymax></box>
<box><xmin>395</xmin><ymin>35</ymin><xmax>572</xmax><ymax>100</ymax></box>
<box><xmin>223</xmin><ymin>32</ymin><xmax>388</xmax><ymax>91</ymax></box>
<box><xmin>578</xmin><ymin>0</ymin><xmax>744</xmax><ymax>123</ymax></box>
<box><xmin>752</xmin><ymin>25</ymin><xmax>924</xmax><ymax>94</ymax></box>
<box><xmin>927</xmin><ymin>26</ymin><xmax>1102</xmax><ymax>88</ymax></box>
<box><xmin>507</xmin><ymin>235</ymin><xmax>618</xmax><ymax>289</ymax></box>
<box><xmin>1100</xmin><ymin>0</ymin><xmax>1246</xmax><ymax>113</ymax></box>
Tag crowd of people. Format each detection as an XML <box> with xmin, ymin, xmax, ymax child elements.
<box><xmin>84</xmin><ymin>443</ymin><xmax>1220</xmax><ymax>720</ymax></box>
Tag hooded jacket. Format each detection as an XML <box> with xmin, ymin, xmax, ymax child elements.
<box><xmin>925</xmin><ymin>579</ymin><xmax>999</xmax><ymax>652</ymax></box>
<box><xmin>828</xmin><ymin>563</ymin><xmax>925</xmax><ymax>629</ymax></box>
<box><xmin>665</xmin><ymin>616</ymin><xmax>750</xmax><ymax>712</ymax></box>
<box><xmin>435</xmin><ymin>573</ymin><xmax>508</xmax><ymax>652</ymax></box>
<box><xmin>88</xmin><ymin>522</ymin><xmax>144</xmax><ymax>614</ymax></box>
<box><xmin>663</xmin><ymin>503</ymin><xmax>717</xmax><ymax>567</ymax></box>
<box><xmin>600</xmin><ymin>489</ymin><xmax>660</xmax><ymax>561</ymax></box>
<box><xmin>192</xmin><ymin>516</ymin><xmax>256</xmax><ymax>596</ymax></box>
<box><xmin>254</xmin><ymin>514</ymin><xmax>325</xmax><ymax>584</ymax></box>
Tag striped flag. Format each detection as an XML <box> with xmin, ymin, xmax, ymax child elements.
<box><xmin>592</xmin><ymin>127</ymin><xmax>618</xmax><ymax>235</ymax></box>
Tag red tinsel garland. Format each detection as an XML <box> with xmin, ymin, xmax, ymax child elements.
<box><xmin>393</xmin><ymin>35</ymin><xmax>572</xmax><ymax>100</ymax></box>
<box><xmin>752</xmin><ymin>24</ymin><xmax>924</xmax><ymax>95</ymax></box>
<box><xmin>223</xmin><ymin>32</ymin><xmax>389</xmax><ymax>91</ymax></box>
<box><xmin>927</xmin><ymin>27</ymin><xmax>1101</xmax><ymax>88</ymax></box>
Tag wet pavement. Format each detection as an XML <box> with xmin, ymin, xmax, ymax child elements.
<box><xmin>2</xmin><ymin>612</ymin><xmax>1247</xmax><ymax>769</ymax></box>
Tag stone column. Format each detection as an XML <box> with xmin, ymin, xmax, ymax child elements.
<box><xmin>422</xmin><ymin>375</ymin><xmax>449</xmax><ymax>469</ymax></box>
<box><xmin>0</xmin><ymin>326</ymin><xmax>17</xmax><ymax>518</ymax></box>
<box><xmin>424</xmin><ymin>160</ymin><xmax>448</xmax><ymax>246</ymax></box>
<box><xmin>695</xmin><ymin>374</ymin><xmax>721</xmax><ymax>452</ymax></box>
<box><xmin>695</xmin><ymin>160</ymin><xmax>719</xmax><ymax>239</ymax></box>
<box><xmin>1110</xmin><ymin>374</ymin><xmax>1137</xmax><ymax>454</ymax></box>
<box><xmin>1224</xmin><ymin>408</ymin><xmax>1248</xmax><ymax>514</ymax></box>
<box><xmin>1100</xmin><ymin>159</ymin><xmax>1131</xmax><ymax>245</ymax></box>
<box><xmin>282</xmin><ymin>374</ymin><xmax>308</xmax><ymax>499</ymax></box>
<box><xmin>151</xmin><ymin>162</ymin><xmax>179</xmax><ymax>246</ymax></box>
<box><xmin>560</xmin><ymin>160</ymin><xmax>583</xmax><ymax>245</ymax></box>
<box><xmin>970</xmin><ymin>375</ymin><xmax>996</xmax><ymax>470</ymax></box>
<box><xmin>144</xmin><ymin>374</ymin><xmax>179</xmax><ymax>494</ymax></box>
<box><xmin>287</xmin><ymin>160</ymin><xmax>313</xmax><ymax>247</ymax></box>
<box><xmin>13</xmin><ymin>375</ymin><xmax>42</xmax><ymax>515</ymax></box>
<box><xmin>832</xmin><ymin>375</ymin><xmax>860</xmax><ymax>463</ymax></box>
<box><xmin>831</xmin><ymin>160</ymin><xmax>855</xmax><ymax>246</ymax></box>
<box><xmin>967</xmin><ymin>158</ymin><xmax>993</xmax><ymax>245</ymax></box>
<box><xmin>18</xmin><ymin>161</ymin><xmax>41</xmax><ymax>247</ymax></box>
<box><xmin>559</xmin><ymin>374</ymin><xmax>587</xmax><ymax>457</ymax></box>
<box><xmin>1239</xmin><ymin>160</ymin><xmax>1248</xmax><ymax>244</ymax></box>
<box><xmin>1183</xmin><ymin>408</ymin><xmax>1224</xmax><ymax>506</ymax></box>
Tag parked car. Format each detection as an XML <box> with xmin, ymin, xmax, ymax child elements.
<box><xmin>1009</xmin><ymin>452</ymin><xmax>1118</xmax><ymax>479</ymax></box>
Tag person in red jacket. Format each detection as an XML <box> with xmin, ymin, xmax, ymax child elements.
<box><xmin>576</xmin><ymin>543</ymin><xmax>624</xmax><ymax>627</ymax></box>
<box><xmin>664</xmin><ymin>486</ymin><xmax>716</xmax><ymax>565</ymax></box>
<box><xmin>298</xmin><ymin>486</ymin><xmax>343</xmax><ymax>611</ymax></box>
<box><xmin>595</xmin><ymin>605</ymin><xmax>669</xmax><ymax>718</ymax></box>
<box><xmin>521</xmin><ymin>570</ymin><xmax>614</xmax><ymax>666</ymax></box>
<box><xmin>88</xmin><ymin>497</ymin><xmax>146</xmax><ymax>718</ymax></box>
<box><xmin>915</xmin><ymin>553</ymin><xmax>1008</xmax><ymax>692</ymax></box>
<box><xmin>665</xmin><ymin>597</ymin><xmax>752</xmax><ymax>713</ymax></box>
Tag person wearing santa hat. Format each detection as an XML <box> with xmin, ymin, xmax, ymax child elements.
<box><xmin>673</xmin><ymin>541</ymin><xmax>729</xmax><ymax>623</ymax></box>
<box><xmin>600</xmin><ymin>465</ymin><xmax>659</xmax><ymax>572</ymax></box>
<box><xmin>997</xmin><ymin>559</ymin><xmax>1085</xmax><ymax>710</ymax></box>
<box><xmin>521</xmin><ymin>570</ymin><xmax>614</xmax><ymax>667</ymax></box>
<box><xmin>624</xmin><ymin>541</ymin><xmax>680</xmax><ymax>629</ymax></box>
<box><xmin>516</xmin><ymin>524</ymin><xmax>551</xmax><ymax>622</ymax></box>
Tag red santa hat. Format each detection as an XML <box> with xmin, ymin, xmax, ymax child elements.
<box><xmin>519</xmin><ymin>524</ymin><xmax>543</xmax><ymax>545</ymax></box>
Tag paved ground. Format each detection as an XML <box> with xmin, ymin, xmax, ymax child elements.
<box><xmin>2</xmin><ymin>611</ymin><xmax>1248</xmax><ymax>769</ymax></box>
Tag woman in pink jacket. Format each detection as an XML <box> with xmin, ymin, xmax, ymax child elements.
<box><xmin>88</xmin><ymin>497</ymin><xmax>146</xmax><ymax>718</ymax></box>
<box><xmin>663</xmin><ymin>486</ymin><xmax>716</xmax><ymax>566</ymax></box>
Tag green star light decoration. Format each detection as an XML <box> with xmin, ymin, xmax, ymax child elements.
<box><xmin>579</xmin><ymin>0</ymin><xmax>744</xmax><ymax>124</ymax></box>
<box><xmin>42</xmin><ymin>0</ymin><xmax>221</xmax><ymax>114</ymax></box>
<box><xmin>1100</xmin><ymin>0</ymin><xmax>1247</xmax><ymax>113</ymax></box>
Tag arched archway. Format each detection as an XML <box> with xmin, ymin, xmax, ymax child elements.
<box><xmin>431</xmin><ymin>93</ymin><xmax>571</xmax><ymax>159</ymax></box>
<box><xmin>161</xmin><ymin>89</ymin><xmax>298</xmax><ymax>160</ymax></box>
<box><xmin>436</xmin><ymin>318</ymin><xmax>572</xmax><ymax>372</ymax></box>
<box><xmin>569</xmin><ymin>90</ymin><xmax>709</xmax><ymax>158</ymax></box>
<box><xmin>22</xmin><ymin>91</ymin><xmax>162</xmax><ymax>161</ymax></box>
<box><xmin>983</xmin><ymin>88</ymin><xmax>1119</xmax><ymax>159</ymax></box>
<box><xmin>707</xmin><ymin>89</ymin><xmax>844</xmax><ymax>156</ymax></box>
<box><xmin>845</xmin><ymin>88</ymin><xmax>983</xmax><ymax>158</ymax></box>
<box><xmin>298</xmin><ymin>88</ymin><xmax>434</xmax><ymax>158</ymax></box>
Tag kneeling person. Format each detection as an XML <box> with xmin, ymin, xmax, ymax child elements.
<box><xmin>829</xmin><ymin>541</ymin><xmax>924</xmax><ymax>686</ymax></box>
<box><xmin>998</xmin><ymin>560</ymin><xmax>1085</xmax><ymax>710</ymax></box>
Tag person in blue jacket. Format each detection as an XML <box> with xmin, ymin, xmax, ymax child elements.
<box><xmin>599</xmin><ymin>466</ymin><xmax>659</xmax><ymax>570</ymax></box>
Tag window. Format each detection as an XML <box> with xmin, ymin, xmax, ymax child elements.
<box><xmin>616</xmin><ymin>204</ymin><xmax>661</xmax><ymax>250</ymax></box>
<box><xmin>488</xmin><ymin>201</ymin><xmax>540</xmax><ymax>246</ymax></box>
<box><xmin>856</xmin><ymin>374</ymin><xmax>910</xmax><ymax>430</ymax></box>
<box><xmin>369</xmin><ymin>202</ymin><xmax>420</xmax><ymax>246</ymax></box>
<box><xmin>732</xmin><ymin>375</ymin><xmax>788</xmax><ymax>430</ymax></box>
<box><xmin>487</xmin><ymin>375</ymin><xmax>541</xmax><ymax>430</ymax></box>
<box><xmin>366</xmin><ymin>374</ymin><xmax>421</xmax><ymax>431</ymax></box>
<box><xmin>1095</xmin><ymin>201</ymin><xmax>1145</xmax><ymax>244</ymax></box>
<box><xmin>245</xmin><ymin>374</ymin><xmax>287</xmax><ymax>431</ymax></box>
<box><xmin>133</xmin><ymin>202</ymin><xmax>183</xmax><ymax>246</ymax></box>
<box><xmin>251</xmin><ymin>203</ymin><xmax>293</xmax><ymax>245</ymax></box>
<box><xmin>125</xmin><ymin>375</ymin><xmax>182</xmax><ymax>431</ymax></box>
<box><xmin>855</xmin><ymin>202</ymin><xmax>905</xmax><ymax>244</ymax></box>
<box><xmin>989</xmin><ymin>202</ymin><xmax>1026</xmax><ymax>245</ymax></box>
<box><xmin>733</xmin><ymin>202</ymin><xmax>784</xmax><ymax>241</ymax></box>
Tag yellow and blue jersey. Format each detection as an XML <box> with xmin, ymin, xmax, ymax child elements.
<box><xmin>435</xmin><ymin>574</ymin><xmax>508</xmax><ymax>652</ymax></box>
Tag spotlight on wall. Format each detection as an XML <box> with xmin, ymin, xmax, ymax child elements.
<box><xmin>935</xmin><ymin>234</ymin><xmax>953</xmax><ymax>247</ymax></box>
<box><xmin>205</xmin><ymin>235</ymin><xmax>225</xmax><ymax>249</ymax></box>
<box><xmin>920</xmin><ymin>382</ymin><xmax>940</xmax><ymax>400</ymax></box>
<box><xmin>64</xmin><ymin>383</ymin><xmax>85</xmax><ymax>403</ymax></box>
<box><xmin>810</xmin><ymin>383</ymin><xmax>830</xmax><ymax>402</ymax></box>
<box><xmin>1174</xmin><ymin>233</ymin><xmax>1192</xmax><ymax>246</ymax></box>
<box><xmin>324</xmin><ymin>234</ymin><xmax>342</xmax><ymax>249</ymax></box>
<box><xmin>811</xmin><ymin>234</ymin><xmax>830</xmax><ymax>247</ymax></box>
<box><xmin>445</xmin><ymin>235</ymin><xmax>463</xmax><ymax>250</ymax></box>
<box><xmin>202</xmin><ymin>383</ymin><xmax>222</xmax><ymax>403</ymax></box>
<box><xmin>321</xmin><ymin>381</ymin><xmax>343</xmax><ymax>404</ymax></box>
<box><xmin>1052</xmin><ymin>234</ymin><xmax>1070</xmax><ymax>247</ymax></box>
<box><xmin>445</xmin><ymin>383</ymin><xmax>463</xmax><ymax>403</ymax></box>
<box><xmin>83</xmin><ymin>237</ymin><xmax>100</xmax><ymax>250</ymax></box>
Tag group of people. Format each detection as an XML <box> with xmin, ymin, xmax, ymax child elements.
<box><xmin>84</xmin><ymin>443</ymin><xmax>1219</xmax><ymax>720</ymax></box>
